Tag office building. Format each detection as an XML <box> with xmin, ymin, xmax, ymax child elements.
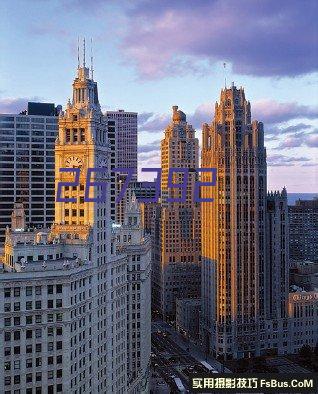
<box><xmin>0</xmin><ymin>103</ymin><xmax>59</xmax><ymax>245</ymax></box>
<box><xmin>176</xmin><ymin>298</ymin><xmax>201</xmax><ymax>339</ymax></box>
<box><xmin>289</xmin><ymin>198</ymin><xmax>318</xmax><ymax>262</ymax></box>
<box><xmin>201</xmin><ymin>85</ymin><xmax>267</xmax><ymax>359</ymax></box>
<box><xmin>106</xmin><ymin>110</ymin><xmax>138</xmax><ymax>224</ymax></box>
<box><xmin>152</xmin><ymin>106</ymin><xmax>201</xmax><ymax>321</ymax></box>
<box><xmin>0</xmin><ymin>59</ymin><xmax>150</xmax><ymax>393</ymax></box>
<box><xmin>266</xmin><ymin>189</ymin><xmax>289</xmax><ymax>320</ymax></box>
<box><xmin>288</xmin><ymin>291</ymin><xmax>318</xmax><ymax>353</ymax></box>
<box><xmin>113</xmin><ymin>194</ymin><xmax>151</xmax><ymax>392</ymax></box>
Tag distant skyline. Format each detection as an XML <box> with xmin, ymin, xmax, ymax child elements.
<box><xmin>1</xmin><ymin>0</ymin><xmax>317</xmax><ymax>192</ymax></box>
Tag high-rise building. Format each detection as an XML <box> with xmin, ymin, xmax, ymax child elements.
<box><xmin>106</xmin><ymin>110</ymin><xmax>138</xmax><ymax>224</ymax></box>
<box><xmin>0</xmin><ymin>60</ymin><xmax>150</xmax><ymax>393</ymax></box>
<box><xmin>266</xmin><ymin>189</ymin><xmax>289</xmax><ymax>320</ymax></box>
<box><xmin>201</xmin><ymin>85</ymin><xmax>267</xmax><ymax>359</ymax></box>
<box><xmin>152</xmin><ymin>106</ymin><xmax>201</xmax><ymax>321</ymax></box>
<box><xmin>113</xmin><ymin>194</ymin><xmax>151</xmax><ymax>392</ymax></box>
<box><xmin>0</xmin><ymin>104</ymin><xmax>59</xmax><ymax>245</ymax></box>
<box><xmin>289</xmin><ymin>198</ymin><xmax>318</xmax><ymax>262</ymax></box>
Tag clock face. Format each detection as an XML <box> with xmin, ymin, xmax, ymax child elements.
<box><xmin>65</xmin><ymin>156</ymin><xmax>83</xmax><ymax>168</ymax></box>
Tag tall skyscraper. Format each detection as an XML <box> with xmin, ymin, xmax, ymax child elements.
<box><xmin>266</xmin><ymin>189</ymin><xmax>289</xmax><ymax>320</ymax></box>
<box><xmin>0</xmin><ymin>104</ymin><xmax>59</xmax><ymax>245</ymax></box>
<box><xmin>0</xmin><ymin>59</ymin><xmax>150</xmax><ymax>393</ymax></box>
<box><xmin>289</xmin><ymin>198</ymin><xmax>318</xmax><ymax>262</ymax></box>
<box><xmin>201</xmin><ymin>85</ymin><xmax>267</xmax><ymax>359</ymax></box>
<box><xmin>152</xmin><ymin>106</ymin><xmax>201</xmax><ymax>321</ymax></box>
<box><xmin>106</xmin><ymin>110</ymin><xmax>138</xmax><ymax>224</ymax></box>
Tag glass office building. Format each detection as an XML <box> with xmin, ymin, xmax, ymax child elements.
<box><xmin>0</xmin><ymin>105</ymin><xmax>58</xmax><ymax>245</ymax></box>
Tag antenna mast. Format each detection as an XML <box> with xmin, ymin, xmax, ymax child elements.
<box><xmin>83</xmin><ymin>38</ymin><xmax>86</xmax><ymax>67</ymax></box>
<box><xmin>77</xmin><ymin>37</ymin><xmax>80</xmax><ymax>68</ymax></box>
<box><xmin>223</xmin><ymin>62</ymin><xmax>227</xmax><ymax>88</ymax></box>
<box><xmin>90</xmin><ymin>38</ymin><xmax>94</xmax><ymax>80</ymax></box>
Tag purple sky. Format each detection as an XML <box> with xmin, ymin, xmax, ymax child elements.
<box><xmin>1</xmin><ymin>0</ymin><xmax>317</xmax><ymax>192</ymax></box>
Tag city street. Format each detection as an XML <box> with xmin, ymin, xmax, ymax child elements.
<box><xmin>151</xmin><ymin>320</ymin><xmax>231</xmax><ymax>393</ymax></box>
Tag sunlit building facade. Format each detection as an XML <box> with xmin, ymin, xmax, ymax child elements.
<box><xmin>152</xmin><ymin>106</ymin><xmax>201</xmax><ymax>320</ymax></box>
<box><xmin>201</xmin><ymin>85</ymin><xmax>267</xmax><ymax>359</ymax></box>
<box><xmin>0</xmin><ymin>61</ymin><xmax>150</xmax><ymax>393</ymax></box>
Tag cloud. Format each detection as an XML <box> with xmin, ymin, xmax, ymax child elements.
<box><xmin>139</xmin><ymin>113</ymin><xmax>170</xmax><ymax>133</ymax></box>
<box><xmin>0</xmin><ymin>97</ymin><xmax>41</xmax><ymax>114</ymax></box>
<box><xmin>273</xmin><ymin>130</ymin><xmax>318</xmax><ymax>149</ymax></box>
<box><xmin>267</xmin><ymin>154</ymin><xmax>312</xmax><ymax>167</ymax></box>
<box><xmin>138</xmin><ymin>139</ymin><xmax>160</xmax><ymax>153</ymax></box>
<box><xmin>122</xmin><ymin>0</ymin><xmax>318</xmax><ymax>79</ymax></box>
<box><xmin>28</xmin><ymin>23</ymin><xmax>68</xmax><ymax>37</ymax></box>
<box><xmin>253</xmin><ymin>100</ymin><xmax>318</xmax><ymax>125</ymax></box>
<box><xmin>138</xmin><ymin>112</ymin><xmax>154</xmax><ymax>125</ymax></box>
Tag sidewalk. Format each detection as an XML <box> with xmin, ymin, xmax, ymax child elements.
<box><xmin>154</xmin><ymin>321</ymin><xmax>232</xmax><ymax>373</ymax></box>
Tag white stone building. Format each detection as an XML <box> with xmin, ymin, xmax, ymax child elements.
<box><xmin>0</xmin><ymin>56</ymin><xmax>150</xmax><ymax>393</ymax></box>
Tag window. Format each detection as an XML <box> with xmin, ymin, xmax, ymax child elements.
<box><xmin>56</xmin><ymin>327</ymin><xmax>63</xmax><ymax>336</ymax></box>
<box><xmin>36</xmin><ymin>344</ymin><xmax>42</xmax><ymax>352</ymax></box>
<box><xmin>48</xmin><ymin>370</ymin><xmax>54</xmax><ymax>380</ymax></box>
<box><xmin>14</xmin><ymin>302</ymin><xmax>20</xmax><ymax>311</ymax></box>
<box><xmin>35</xmin><ymin>300</ymin><xmax>41</xmax><ymax>309</ymax></box>
<box><xmin>4</xmin><ymin>347</ymin><xmax>11</xmax><ymax>356</ymax></box>
<box><xmin>4</xmin><ymin>288</ymin><xmax>11</xmax><ymax>298</ymax></box>
<box><xmin>47</xmin><ymin>356</ymin><xmax>54</xmax><ymax>365</ymax></box>
<box><xmin>26</xmin><ymin>373</ymin><xmax>32</xmax><ymax>383</ymax></box>
<box><xmin>35</xmin><ymin>329</ymin><xmax>42</xmax><ymax>338</ymax></box>
<box><xmin>35</xmin><ymin>286</ymin><xmax>41</xmax><ymax>295</ymax></box>
<box><xmin>56</xmin><ymin>299</ymin><xmax>62</xmax><ymax>308</ymax></box>
<box><xmin>36</xmin><ymin>358</ymin><xmax>42</xmax><ymax>367</ymax></box>
<box><xmin>4</xmin><ymin>303</ymin><xmax>11</xmax><ymax>312</ymax></box>
<box><xmin>14</xmin><ymin>287</ymin><xmax>20</xmax><ymax>297</ymax></box>
<box><xmin>48</xmin><ymin>342</ymin><xmax>54</xmax><ymax>351</ymax></box>
<box><xmin>4</xmin><ymin>318</ymin><xmax>11</xmax><ymax>326</ymax></box>
<box><xmin>57</xmin><ymin>355</ymin><xmax>62</xmax><ymax>364</ymax></box>
<box><xmin>47</xmin><ymin>285</ymin><xmax>54</xmax><ymax>295</ymax></box>
<box><xmin>26</xmin><ymin>345</ymin><xmax>32</xmax><ymax>353</ymax></box>
<box><xmin>56</xmin><ymin>341</ymin><xmax>62</xmax><ymax>350</ymax></box>
<box><xmin>26</xmin><ymin>358</ymin><xmax>32</xmax><ymax>368</ymax></box>
<box><xmin>26</xmin><ymin>330</ymin><xmax>33</xmax><ymax>339</ymax></box>
<box><xmin>26</xmin><ymin>301</ymin><xmax>32</xmax><ymax>310</ymax></box>
<box><xmin>56</xmin><ymin>313</ymin><xmax>63</xmax><ymax>322</ymax></box>
<box><xmin>4</xmin><ymin>376</ymin><xmax>11</xmax><ymax>386</ymax></box>
<box><xmin>14</xmin><ymin>331</ymin><xmax>20</xmax><ymax>340</ymax></box>
<box><xmin>26</xmin><ymin>315</ymin><xmax>33</xmax><ymax>324</ymax></box>
<box><xmin>4</xmin><ymin>361</ymin><xmax>11</xmax><ymax>371</ymax></box>
<box><xmin>14</xmin><ymin>360</ymin><xmax>20</xmax><ymax>370</ymax></box>
<box><xmin>14</xmin><ymin>346</ymin><xmax>20</xmax><ymax>355</ymax></box>
<box><xmin>35</xmin><ymin>315</ymin><xmax>42</xmax><ymax>323</ymax></box>
<box><xmin>57</xmin><ymin>369</ymin><xmax>62</xmax><ymax>378</ymax></box>
<box><xmin>14</xmin><ymin>375</ymin><xmax>21</xmax><ymax>384</ymax></box>
<box><xmin>48</xmin><ymin>314</ymin><xmax>54</xmax><ymax>322</ymax></box>
<box><xmin>36</xmin><ymin>372</ymin><xmax>42</xmax><ymax>382</ymax></box>
<box><xmin>14</xmin><ymin>317</ymin><xmax>20</xmax><ymax>326</ymax></box>
<box><xmin>26</xmin><ymin>286</ymin><xmax>32</xmax><ymax>296</ymax></box>
<box><xmin>56</xmin><ymin>284</ymin><xmax>62</xmax><ymax>293</ymax></box>
<box><xmin>48</xmin><ymin>327</ymin><xmax>54</xmax><ymax>337</ymax></box>
<box><xmin>47</xmin><ymin>300</ymin><xmax>54</xmax><ymax>309</ymax></box>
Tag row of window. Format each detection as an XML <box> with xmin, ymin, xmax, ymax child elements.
<box><xmin>4</xmin><ymin>284</ymin><xmax>63</xmax><ymax>298</ymax></box>
<box><xmin>3</xmin><ymin>313</ymin><xmax>63</xmax><ymax>330</ymax></box>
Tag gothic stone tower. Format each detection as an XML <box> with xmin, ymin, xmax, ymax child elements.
<box><xmin>201</xmin><ymin>85</ymin><xmax>267</xmax><ymax>359</ymax></box>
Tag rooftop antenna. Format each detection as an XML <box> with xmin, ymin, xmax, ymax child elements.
<box><xmin>223</xmin><ymin>62</ymin><xmax>227</xmax><ymax>89</ymax></box>
<box><xmin>90</xmin><ymin>38</ymin><xmax>94</xmax><ymax>80</ymax></box>
<box><xmin>77</xmin><ymin>37</ymin><xmax>80</xmax><ymax>68</ymax></box>
<box><xmin>83</xmin><ymin>38</ymin><xmax>86</xmax><ymax>67</ymax></box>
